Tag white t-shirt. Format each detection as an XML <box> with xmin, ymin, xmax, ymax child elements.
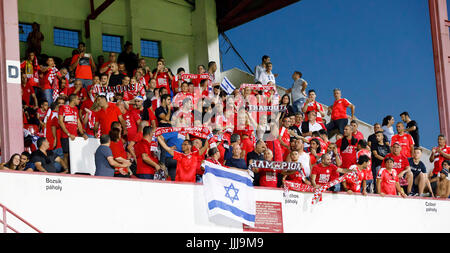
<box><xmin>258</xmin><ymin>71</ymin><xmax>276</xmax><ymax>85</ymax></box>
<box><xmin>254</xmin><ymin>64</ymin><xmax>265</xmax><ymax>82</ymax></box>
<box><xmin>309</xmin><ymin>121</ymin><xmax>323</xmax><ymax>132</ymax></box>
<box><xmin>298</xmin><ymin>152</ymin><xmax>311</xmax><ymax>177</ymax></box>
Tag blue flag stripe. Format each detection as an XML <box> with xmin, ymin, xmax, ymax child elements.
<box><xmin>224</xmin><ymin>79</ymin><xmax>235</xmax><ymax>92</ymax></box>
<box><xmin>204</xmin><ymin>165</ymin><xmax>253</xmax><ymax>187</ymax></box>
<box><xmin>208</xmin><ymin>200</ymin><xmax>255</xmax><ymax>223</ymax></box>
<box><xmin>221</xmin><ymin>77</ymin><xmax>235</xmax><ymax>94</ymax></box>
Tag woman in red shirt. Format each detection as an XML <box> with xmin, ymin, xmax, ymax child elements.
<box><xmin>109</xmin><ymin>127</ymin><xmax>131</xmax><ymax>177</ymax></box>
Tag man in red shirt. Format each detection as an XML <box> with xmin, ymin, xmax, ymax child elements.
<box><xmin>157</xmin><ymin>136</ymin><xmax>209</xmax><ymax>182</ymax></box>
<box><xmin>429</xmin><ymin>134</ymin><xmax>450</xmax><ymax>176</ymax></box>
<box><xmin>382</xmin><ymin>142</ymin><xmax>413</xmax><ymax>195</ymax></box>
<box><xmin>58</xmin><ymin>94</ymin><xmax>89</xmax><ymax>169</ymax></box>
<box><xmin>123</xmin><ymin>96</ymin><xmax>143</xmax><ymax>143</ymax></box>
<box><xmin>279</xmin><ymin>117</ymin><xmax>291</xmax><ymax>161</ymax></box>
<box><xmin>301</xmin><ymin>89</ymin><xmax>325</xmax><ymax>123</ymax></box>
<box><xmin>134</xmin><ymin>126</ymin><xmax>160</xmax><ymax>179</ymax></box>
<box><xmin>310</xmin><ymin>153</ymin><xmax>340</xmax><ymax>191</ymax></box>
<box><xmin>45</xmin><ymin>98</ymin><xmax>64</xmax><ymax>153</ymax></box>
<box><xmin>69</xmin><ymin>79</ymin><xmax>88</xmax><ymax>103</ymax></box>
<box><xmin>99</xmin><ymin>52</ymin><xmax>117</xmax><ymax>75</ymax></box>
<box><xmin>326</xmin><ymin>88</ymin><xmax>355</xmax><ymax>138</ymax></box>
<box><xmin>391</xmin><ymin>122</ymin><xmax>414</xmax><ymax>158</ymax></box>
<box><xmin>336</xmin><ymin>125</ymin><xmax>358</xmax><ymax>169</ymax></box>
<box><xmin>344</xmin><ymin>155</ymin><xmax>370</xmax><ymax>195</ymax></box>
<box><xmin>153</xmin><ymin>59</ymin><xmax>172</xmax><ymax>94</ymax></box>
<box><xmin>21</xmin><ymin>73</ymin><xmax>38</xmax><ymax>108</ymax></box>
<box><xmin>350</xmin><ymin>120</ymin><xmax>364</xmax><ymax>141</ymax></box>
<box><xmin>94</xmin><ymin>95</ymin><xmax>127</xmax><ymax>136</ymax></box>
<box><xmin>377</xmin><ymin>157</ymin><xmax>407</xmax><ymax>197</ymax></box>
<box><xmin>69</xmin><ymin>42</ymin><xmax>96</xmax><ymax>88</ymax></box>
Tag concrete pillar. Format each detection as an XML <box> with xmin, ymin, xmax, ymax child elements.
<box><xmin>87</xmin><ymin>19</ymin><xmax>103</xmax><ymax>56</ymax></box>
<box><xmin>192</xmin><ymin>0</ymin><xmax>221</xmax><ymax>77</ymax></box>
<box><xmin>429</xmin><ymin>0</ymin><xmax>450</xmax><ymax>139</ymax></box>
<box><xmin>126</xmin><ymin>0</ymin><xmax>141</xmax><ymax>56</ymax></box>
<box><xmin>0</xmin><ymin>0</ymin><xmax>24</xmax><ymax>162</ymax></box>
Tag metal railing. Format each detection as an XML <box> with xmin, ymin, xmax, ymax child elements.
<box><xmin>0</xmin><ymin>203</ymin><xmax>42</xmax><ymax>233</ymax></box>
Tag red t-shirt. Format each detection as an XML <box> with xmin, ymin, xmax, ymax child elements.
<box><xmin>148</xmin><ymin>108</ymin><xmax>158</xmax><ymax>128</ymax></box>
<box><xmin>58</xmin><ymin>87</ymin><xmax>71</xmax><ymax>97</ymax></box>
<box><xmin>279</xmin><ymin>127</ymin><xmax>291</xmax><ymax>160</ymax></box>
<box><xmin>94</xmin><ymin>103</ymin><xmax>122</xmax><ymax>135</ymax></box>
<box><xmin>241</xmin><ymin>137</ymin><xmax>254</xmax><ymax>161</ymax></box>
<box><xmin>381</xmin><ymin>153</ymin><xmax>409</xmax><ymax>175</ymax></box>
<box><xmin>391</xmin><ymin>134</ymin><xmax>414</xmax><ymax>158</ymax></box>
<box><xmin>173</xmin><ymin>151</ymin><xmax>200</xmax><ymax>182</ymax></box>
<box><xmin>259</xmin><ymin>168</ymin><xmax>279</xmax><ymax>187</ymax></box>
<box><xmin>352</xmin><ymin>131</ymin><xmax>364</xmax><ymax>141</ymax></box>
<box><xmin>377</xmin><ymin>168</ymin><xmax>399</xmax><ymax>195</ymax></box>
<box><xmin>71</xmin><ymin>54</ymin><xmax>93</xmax><ymax>80</ymax></box>
<box><xmin>155</xmin><ymin>72</ymin><xmax>171</xmax><ymax>94</ymax></box>
<box><xmin>432</xmin><ymin>145</ymin><xmax>450</xmax><ymax>175</ymax></box>
<box><xmin>37</xmin><ymin>108</ymin><xmax>47</xmax><ymax>123</ymax></box>
<box><xmin>336</xmin><ymin>138</ymin><xmax>357</xmax><ymax>169</ymax></box>
<box><xmin>58</xmin><ymin>105</ymin><xmax>79</xmax><ymax>138</ymax></box>
<box><xmin>356</xmin><ymin>149</ymin><xmax>373</xmax><ymax>180</ymax></box>
<box><xmin>44</xmin><ymin>112</ymin><xmax>62</xmax><ymax>150</ymax></box>
<box><xmin>68</xmin><ymin>87</ymin><xmax>88</xmax><ymax>101</ymax></box>
<box><xmin>346</xmin><ymin>165</ymin><xmax>364</xmax><ymax>192</ymax></box>
<box><xmin>110</xmin><ymin>139</ymin><xmax>128</xmax><ymax>175</ymax></box>
<box><xmin>303</xmin><ymin>101</ymin><xmax>324</xmax><ymax>123</ymax></box>
<box><xmin>22</xmin><ymin>82</ymin><xmax>35</xmax><ymax>106</ymax></box>
<box><xmin>41</xmin><ymin>70</ymin><xmax>54</xmax><ymax>90</ymax></box>
<box><xmin>331</xmin><ymin>98</ymin><xmax>351</xmax><ymax>121</ymax></box>
<box><xmin>135</xmin><ymin>138</ymin><xmax>159</xmax><ymax>175</ymax></box>
<box><xmin>285</xmin><ymin>167</ymin><xmax>307</xmax><ymax>184</ymax></box>
<box><xmin>124</xmin><ymin>108</ymin><xmax>141</xmax><ymax>142</ymax></box>
<box><xmin>266</xmin><ymin>139</ymin><xmax>283</xmax><ymax>162</ymax></box>
<box><xmin>311</xmin><ymin>163</ymin><xmax>340</xmax><ymax>186</ymax></box>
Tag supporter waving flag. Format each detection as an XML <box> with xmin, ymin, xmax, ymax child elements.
<box><xmin>220</xmin><ymin>76</ymin><xmax>236</xmax><ymax>95</ymax></box>
<box><xmin>202</xmin><ymin>160</ymin><xmax>255</xmax><ymax>227</ymax></box>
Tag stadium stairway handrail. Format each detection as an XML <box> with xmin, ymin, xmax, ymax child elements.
<box><xmin>0</xmin><ymin>202</ymin><xmax>42</xmax><ymax>233</ymax></box>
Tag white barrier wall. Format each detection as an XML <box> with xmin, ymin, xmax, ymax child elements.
<box><xmin>0</xmin><ymin>170</ymin><xmax>449</xmax><ymax>233</ymax></box>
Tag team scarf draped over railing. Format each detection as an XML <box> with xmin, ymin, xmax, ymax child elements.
<box><xmin>284</xmin><ymin>171</ymin><xmax>359</xmax><ymax>205</ymax></box>
<box><xmin>240</xmin><ymin>83</ymin><xmax>276</xmax><ymax>91</ymax></box>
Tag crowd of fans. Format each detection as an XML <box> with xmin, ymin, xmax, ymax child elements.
<box><xmin>1</xmin><ymin>25</ymin><xmax>449</xmax><ymax>200</ymax></box>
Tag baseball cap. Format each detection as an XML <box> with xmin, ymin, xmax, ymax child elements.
<box><xmin>393</xmin><ymin>142</ymin><xmax>401</xmax><ymax>146</ymax></box>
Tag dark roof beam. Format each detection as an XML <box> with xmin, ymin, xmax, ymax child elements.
<box><xmin>85</xmin><ymin>0</ymin><xmax>115</xmax><ymax>38</ymax></box>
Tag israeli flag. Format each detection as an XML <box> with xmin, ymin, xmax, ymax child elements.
<box><xmin>220</xmin><ymin>76</ymin><xmax>236</xmax><ymax>95</ymax></box>
<box><xmin>202</xmin><ymin>161</ymin><xmax>255</xmax><ymax>227</ymax></box>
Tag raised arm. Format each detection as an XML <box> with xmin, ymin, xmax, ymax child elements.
<box><xmin>157</xmin><ymin>135</ymin><xmax>175</xmax><ymax>157</ymax></box>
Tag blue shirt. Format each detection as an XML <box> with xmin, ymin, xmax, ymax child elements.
<box><xmin>162</xmin><ymin>132</ymin><xmax>184</xmax><ymax>158</ymax></box>
<box><xmin>95</xmin><ymin>145</ymin><xmax>115</xmax><ymax>177</ymax></box>
<box><xmin>225</xmin><ymin>158</ymin><xmax>248</xmax><ymax>170</ymax></box>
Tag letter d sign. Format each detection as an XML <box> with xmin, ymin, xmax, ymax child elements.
<box><xmin>6</xmin><ymin>60</ymin><xmax>20</xmax><ymax>84</ymax></box>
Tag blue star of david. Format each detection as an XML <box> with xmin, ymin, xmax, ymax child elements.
<box><xmin>224</xmin><ymin>183</ymin><xmax>239</xmax><ymax>203</ymax></box>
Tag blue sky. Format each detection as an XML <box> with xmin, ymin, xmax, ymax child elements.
<box><xmin>220</xmin><ymin>0</ymin><xmax>439</xmax><ymax>149</ymax></box>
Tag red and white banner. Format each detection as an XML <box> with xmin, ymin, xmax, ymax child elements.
<box><xmin>284</xmin><ymin>172</ymin><xmax>359</xmax><ymax>205</ymax></box>
<box><xmin>240</xmin><ymin>83</ymin><xmax>276</xmax><ymax>91</ymax></box>
<box><xmin>154</xmin><ymin>127</ymin><xmax>212</xmax><ymax>140</ymax></box>
<box><xmin>181</xmin><ymin>74</ymin><xmax>210</xmax><ymax>81</ymax></box>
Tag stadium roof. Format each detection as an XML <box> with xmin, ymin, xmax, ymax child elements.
<box><xmin>216</xmin><ymin>0</ymin><xmax>301</xmax><ymax>32</ymax></box>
